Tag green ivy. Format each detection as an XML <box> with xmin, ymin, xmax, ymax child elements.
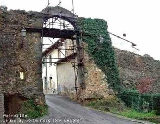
<box><xmin>78</xmin><ymin>17</ymin><xmax>121</xmax><ymax>92</ymax></box>
<box><xmin>77</xmin><ymin>17</ymin><xmax>160</xmax><ymax>114</ymax></box>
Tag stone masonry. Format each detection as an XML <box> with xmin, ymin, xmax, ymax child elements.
<box><xmin>0</xmin><ymin>84</ymin><xmax>4</xmax><ymax>122</ymax></box>
<box><xmin>1</xmin><ymin>5</ymin><xmax>160</xmax><ymax>117</ymax></box>
<box><xmin>0</xmin><ymin>6</ymin><xmax>45</xmax><ymax>115</ymax></box>
<box><xmin>114</xmin><ymin>48</ymin><xmax>160</xmax><ymax>93</ymax></box>
<box><xmin>79</xmin><ymin>45</ymin><xmax>160</xmax><ymax>100</ymax></box>
<box><xmin>81</xmin><ymin>43</ymin><xmax>115</xmax><ymax>100</ymax></box>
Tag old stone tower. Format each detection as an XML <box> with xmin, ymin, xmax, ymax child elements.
<box><xmin>0</xmin><ymin>6</ymin><xmax>45</xmax><ymax>118</ymax></box>
<box><xmin>0</xmin><ymin>5</ymin><xmax>83</xmax><ymax>120</ymax></box>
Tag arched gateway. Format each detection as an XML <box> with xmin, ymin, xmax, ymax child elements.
<box><xmin>39</xmin><ymin>6</ymin><xmax>84</xmax><ymax>96</ymax></box>
<box><xmin>0</xmin><ymin>5</ymin><xmax>84</xmax><ymax>120</ymax></box>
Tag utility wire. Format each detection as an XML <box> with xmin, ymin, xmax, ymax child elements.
<box><xmin>107</xmin><ymin>31</ymin><xmax>139</xmax><ymax>50</ymax></box>
<box><xmin>108</xmin><ymin>32</ymin><xmax>136</xmax><ymax>46</ymax></box>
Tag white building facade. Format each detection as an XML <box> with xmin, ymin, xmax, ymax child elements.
<box><xmin>42</xmin><ymin>40</ymin><xmax>65</xmax><ymax>94</ymax></box>
<box><xmin>42</xmin><ymin>39</ymin><xmax>76</xmax><ymax>94</ymax></box>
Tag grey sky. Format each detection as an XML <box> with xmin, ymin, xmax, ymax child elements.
<box><xmin>1</xmin><ymin>0</ymin><xmax>160</xmax><ymax>60</ymax></box>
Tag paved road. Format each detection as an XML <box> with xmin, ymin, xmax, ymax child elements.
<box><xmin>27</xmin><ymin>95</ymin><xmax>153</xmax><ymax>124</ymax></box>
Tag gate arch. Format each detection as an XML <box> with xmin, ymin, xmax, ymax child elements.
<box><xmin>41</xmin><ymin>6</ymin><xmax>83</xmax><ymax>97</ymax></box>
<box><xmin>42</xmin><ymin>6</ymin><xmax>78</xmax><ymax>29</ymax></box>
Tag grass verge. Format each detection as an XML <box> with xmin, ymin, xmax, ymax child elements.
<box><xmin>21</xmin><ymin>99</ymin><xmax>48</xmax><ymax>119</ymax></box>
<box><xmin>85</xmin><ymin>99</ymin><xmax>160</xmax><ymax>124</ymax></box>
<box><xmin>111</xmin><ymin>109</ymin><xmax>159</xmax><ymax>123</ymax></box>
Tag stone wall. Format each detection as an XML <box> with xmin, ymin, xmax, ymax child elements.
<box><xmin>65</xmin><ymin>39</ymin><xmax>76</xmax><ymax>56</ymax></box>
<box><xmin>1</xmin><ymin>6</ymin><xmax>159</xmax><ymax>111</ymax></box>
<box><xmin>114</xmin><ymin>48</ymin><xmax>160</xmax><ymax>93</ymax></box>
<box><xmin>80</xmin><ymin>46</ymin><xmax>160</xmax><ymax>100</ymax></box>
<box><xmin>0</xmin><ymin>6</ymin><xmax>45</xmax><ymax>114</ymax></box>
<box><xmin>83</xmin><ymin>49</ymin><xmax>115</xmax><ymax>100</ymax></box>
<box><xmin>0</xmin><ymin>84</ymin><xmax>4</xmax><ymax>123</ymax></box>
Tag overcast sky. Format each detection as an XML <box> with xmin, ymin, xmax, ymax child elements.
<box><xmin>1</xmin><ymin>0</ymin><xmax>160</xmax><ymax>60</ymax></box>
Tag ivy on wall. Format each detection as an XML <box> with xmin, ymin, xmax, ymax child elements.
<box><xmin>78</xmin><ymin>18</ymin><xmax>121</xmax><ymax>91</ymax></box>
<box><xmin>77</xmin><ymin>17</ymin><xmax>160</xmax><ymax>114</ymax></box>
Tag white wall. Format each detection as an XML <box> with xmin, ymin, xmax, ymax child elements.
<box><xmin>42</xmin><ymin>39</ymin><xmax>75</xmax><ymax>94</ymax></box>
<box><xmin>57</xmin><ymin>61</ymin><xmax>76</xmax><ymax>93</ymax></box>
<box><xmin>42</xmin><ymin>49</ymin><xmax>59</xmax><ymax>94</ymax></box>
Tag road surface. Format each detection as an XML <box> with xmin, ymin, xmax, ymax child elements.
<box><xmin>27</xmin><ymin>94</ymin><xmax>153</xmax><ymax>124</ymax></box>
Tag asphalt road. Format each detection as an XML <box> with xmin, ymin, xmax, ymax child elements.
<box><xmin>27</xmin><ymin>94</ymin><xmax>153</xmax><ymax>124</ymax></box>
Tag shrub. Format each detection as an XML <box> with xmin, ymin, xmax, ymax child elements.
<box><xmin>21</xmin><ymin>99</ymin><xmax>48</xmax><ymax>119</ymax></box>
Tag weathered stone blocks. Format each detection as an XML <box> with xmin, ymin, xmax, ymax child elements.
<box><xmin>0</xmin><ymin>6</ymin><xmax>45</xmax><ymax>114</ymax></box>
